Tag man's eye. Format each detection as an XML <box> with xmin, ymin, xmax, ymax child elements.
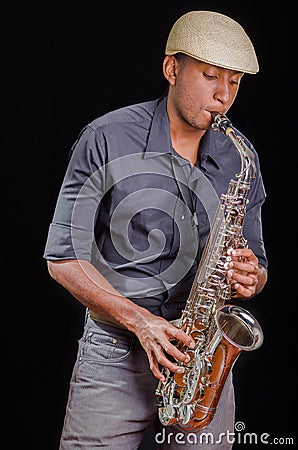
<box><xmin>203</xmin><ymin>72</ymin><xmax>216</xmax><ymax>80</ymax></box>
<box><xmin>230</xmin><ymin>79</ymin><xmax>241</xmax><ymax>86</ymax></box>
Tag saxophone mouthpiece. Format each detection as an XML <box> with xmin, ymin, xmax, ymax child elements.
<box><xmin>211</xmin><ymin>112</ymin><xmax>221</xmax><ymax>131</ymax></box>
<box><xmin>211</xmin><ymin>111</ymin><xmax>220</xmax><ymax>119</ymax></box>
<box><xmin>212</xmin><ymin>112</ymin><xmax>233</xmax><ymax>135</ymax></box>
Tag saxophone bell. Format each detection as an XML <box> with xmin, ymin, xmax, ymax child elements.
<box><xmin>167</xmin><ymin>304</ymin><xmax>264</xmax><ymax>432</ymax></box>
<box><xmin>216</xmin><ymin>304</ymin><xmax>264</xmax><ymax>351</ymax></box>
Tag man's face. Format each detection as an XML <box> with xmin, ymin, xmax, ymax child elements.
<box><xmin>170</xmin><ymin>56</ymin><xmax>244</xmax><ymax>131</ymax></box>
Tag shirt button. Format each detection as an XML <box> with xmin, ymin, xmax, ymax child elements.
<box><xmin>179</xmin><ymin>214</ymin><xmax>185</xmax><ymax>220</ymax></box>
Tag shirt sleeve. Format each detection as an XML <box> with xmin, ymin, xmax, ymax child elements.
<box><xmin>243</xmin><ymin>148</ymin><xmax>268</xmax><ymax>269</ymax></box>
<box><xmin>43</xmin><ymin>125</ymin><xmax>106</xmax><ymax>261</ymax></box>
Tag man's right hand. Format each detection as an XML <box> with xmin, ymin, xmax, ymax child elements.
<box><xmin>133</xmin><ymin>310</ymin><xmax>196</xmax><ymax>381</ymax></box>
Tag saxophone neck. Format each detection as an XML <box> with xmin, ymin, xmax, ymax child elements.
<box><xmin>229</xmin><ymin>132</ymin><xmax>256</xmax><ymax>183</ymax></box>
<box><xmin>212</xmin><ymin>113</ymin><xmax>256</xmax><ymax>183</ymax></box>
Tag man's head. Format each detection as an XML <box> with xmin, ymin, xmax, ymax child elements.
<box><xmin>165</xmin><ymin>10</ymin><xmax>258</xmax><ymax>75</ymax></box>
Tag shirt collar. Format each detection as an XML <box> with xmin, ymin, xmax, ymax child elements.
<box><xmin>198</xmin><ymin>130</ymin><xmax>223</xmax><ymax>169</ymax></box>
<box><xmin>144</xmin><ymin>96</ymin><xmax>173</xmax><ymax>158</ymax></box>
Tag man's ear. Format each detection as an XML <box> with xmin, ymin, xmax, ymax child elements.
<box><xmin>163</xmin><ymin>56</ymin><xmax>178</xmax><ymax>85</ymax></box>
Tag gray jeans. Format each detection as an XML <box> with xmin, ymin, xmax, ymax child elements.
<box><xmin>59</xmin><ymin>316</ymin><xmax>235</xmax><ymax>449</ymax></box>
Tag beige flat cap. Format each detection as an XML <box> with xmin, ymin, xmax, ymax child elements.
<box><xmin>165</xmin><ymin>10</ymin><xmax>259</xmax><ymax>74</ymax></box>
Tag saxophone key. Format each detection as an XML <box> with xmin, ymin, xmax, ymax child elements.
<box><xmin>181</xmin><ymin>404</ymin><xmax>193</xmax><ymax>425</ymax></box>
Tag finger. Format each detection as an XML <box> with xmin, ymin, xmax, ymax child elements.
<box><xmin>168</xmin><ymin>324</ymin><xmax>196</xmax><ymax>349</ymax></box>
<box><xmin>229</xmin><ymin>260</ymin><xmax>259</xmax><ymax>273</ymax></box>
<box><xmin>148</xmin><ymin>353</ymin><xmax>167</xmax><ymax>381</ymax></box>
<box><xmin>159</xmin><ymin>339</ymin><xmax>191</xmax><ymax>364</ymax></box>
<box><xmin>228</xmin><ymin>269</ymin><xmax>257</xmax><ymax>286</ymax></box>
<box><xmin>232</xmin><ymin>281</ymin><xmax>255</xmax><ymax>298</ymax></box>
<box><xmin>157</xmin><ymin>351</ymin><xmax>186</xmax><ymax>374</ymax></box>
<box><xmin>150</xmin><ymin>344</ymin><xmax>185</xmax><ymax>380</ymax></box>
<box><xmin>232</xmin><ymin>248</ymin><xmax>258</xmax><ymax>264</ymax></box>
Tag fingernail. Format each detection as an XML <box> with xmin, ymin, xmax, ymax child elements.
<box><xmin>176</xmin><ymin>367</ymin><xmax>184</xmax><ymax>374</ymax></box>
<box><xmin>189</xmin><ymin>341</ymin><xmax>195</xmax><ymax>348</ymax></box>
<box><xmin>184</xmin><ymin>355</ymin><xmax>190</xmax><ymax>363</ymax></box>
<box><xmin>228</xmin><ymin>270</ymin><xmax>233</xmax><ymax>278</ymax></box>
<box><xmin>234</xmin><ymin>283</ymin><xmax>239</xmax><ymax>289</ymax></box>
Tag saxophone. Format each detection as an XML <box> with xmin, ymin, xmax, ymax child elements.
<box><xmin>155</xmin><ymin>113</ymin><xmax>264</xmax><ymax>431</ymax></box>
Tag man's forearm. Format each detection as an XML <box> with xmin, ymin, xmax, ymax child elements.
<box><xmin>47</xmin><ymin>259</ymin><xmax>152</xmax><ymax>332</ymax></box>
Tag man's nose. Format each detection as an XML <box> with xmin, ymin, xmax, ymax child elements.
<box><xmin>214</xmin><ymin>83</ymin><xmax>231</xmax><ymax>105</ymax></box>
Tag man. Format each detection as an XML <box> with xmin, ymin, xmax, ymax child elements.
<box><xmin>44</xmin><ymin>10</ymin><xmax>267</xmax><ymax>449</ymax></box>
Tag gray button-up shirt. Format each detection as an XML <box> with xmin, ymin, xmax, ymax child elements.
<box><xmin>44</xmin><ymin>96</ymin><xmax>267</xmax><ymax>320</ymax></box>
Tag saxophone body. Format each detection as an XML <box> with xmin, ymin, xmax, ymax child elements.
<box><xmin>155</xmin><ymin>113</ymin><xmax>264</xmax><ymax>431</ymax></box>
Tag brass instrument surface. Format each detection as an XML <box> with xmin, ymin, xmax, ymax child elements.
<box><xmin>155</xmin><ymin>113</ymin><xmax>263</xmax><ymax>431</ymax></box>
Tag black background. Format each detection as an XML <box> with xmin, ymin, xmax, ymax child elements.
<box><xmin>2</xmin><ymin>1</ymin><xmax>296</xmax><ymax>449</ymax></box>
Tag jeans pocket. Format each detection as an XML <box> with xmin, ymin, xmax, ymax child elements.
<box><xmin>80</xmin><ymin>326</ymin><xmax>135</xmax><ymax>363</ymax></box>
